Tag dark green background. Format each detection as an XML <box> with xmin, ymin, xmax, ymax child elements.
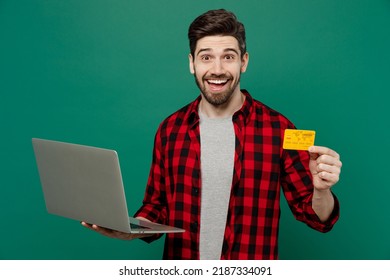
<box><xmin>1</xmin><ymin>0</ymin><xmax>389</xmax><ymax>260</ymax></box>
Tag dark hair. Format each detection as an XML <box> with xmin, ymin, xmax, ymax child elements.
<box><xmin>188</xmin><ymin>9</ymin><xmax>246</xmax><ymax>58</ymax></box>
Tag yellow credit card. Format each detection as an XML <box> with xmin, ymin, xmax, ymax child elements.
<box><xmin>283</xmin><ymin>129</ymin><xmax>316</xmax><ymax>150</ymax></box>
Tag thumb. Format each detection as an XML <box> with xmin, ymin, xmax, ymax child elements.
<box><xmin>308</xmin><ymin>146</ymin><xmax>319</xmax><ymax>161</ymax></box>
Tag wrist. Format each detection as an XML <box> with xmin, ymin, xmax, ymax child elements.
<box><xmin>313</xmin><ymin>187</ymin><xmax>332</xmax><ymax>199</ymax></box>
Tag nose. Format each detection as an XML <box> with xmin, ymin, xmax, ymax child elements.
<box><xmin>210</xmin><ymin>59</ymin><xmax>225</xmax><ymax>75</ymax></box>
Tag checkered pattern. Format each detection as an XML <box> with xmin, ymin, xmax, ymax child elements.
<box><xmin>135</xmin><ymin>90</ymin><xmax>339</xmax><ymax>260</ymax></box>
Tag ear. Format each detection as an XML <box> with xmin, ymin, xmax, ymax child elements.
<box><xmin>189</xmin><ymin>54</ymin><xmax>195</xmax><ymax>74</ymax></box>
<box><xmin>240</xmin><ymin>52</ymin><xmax>249</xmax><ymax>73</ymax></box>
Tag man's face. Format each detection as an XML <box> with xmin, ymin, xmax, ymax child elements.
<box><xmin>189</xmin><ymin>36</ymin><xmax>249</xmax><ymax>106</ymax></box>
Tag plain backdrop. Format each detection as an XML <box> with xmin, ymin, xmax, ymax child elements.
<box><xmin>1</xmin><ymin>0</ymin><xmax>389</xmax><ymax>260</ymax></box>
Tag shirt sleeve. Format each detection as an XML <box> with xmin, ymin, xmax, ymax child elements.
<box><xmin>280</xmin><ymin>148</ymin><xmax>340</xmax><ymax>233</ymax></box>
<box><xmin>134</xmin><ymin>126</ymin><xmax>168</xmax><ymax>241</ymax></box>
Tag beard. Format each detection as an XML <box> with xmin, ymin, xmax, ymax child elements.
<box><xmin>193</xmin><ymin>72</ymin><xmax>241</xmax><ymax>106</ymax></box>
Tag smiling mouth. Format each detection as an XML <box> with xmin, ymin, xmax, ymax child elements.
<box><xmin>206</xmin><ymin>79</ymin><xmax>229</xmax><ymax>91</ymax></box>
<box><xmin>207</xmin><ymin>79</ymin><xmax>228</xmax><ymax>85</ymax></box>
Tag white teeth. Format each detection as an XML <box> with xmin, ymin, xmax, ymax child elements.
<box><xmin>208</xmin><ymin>79</ymin><xmax>227</xmax><ymax>84</ymax></box>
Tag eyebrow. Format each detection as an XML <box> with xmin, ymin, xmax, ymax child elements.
<box><xmin>196</xmin><ymin>48</ymin><xmax>240</xmax><ymax>56</ymax></box>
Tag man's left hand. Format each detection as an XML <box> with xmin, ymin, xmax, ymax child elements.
<box><xmin>308</xmin><ymin>146</ymin><xmax>342</xmax><ymax>191</ymax></box>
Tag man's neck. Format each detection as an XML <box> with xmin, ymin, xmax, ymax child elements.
<box><xmin>199</xmin><ymin>90</ymin><xmax>245</xmax><ymax>119</ymax></box>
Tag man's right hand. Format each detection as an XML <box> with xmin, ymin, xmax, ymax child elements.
<box><xmin>81</xmin><ymin>221</ymin><xmax>154</xmax><ymax>240</ymax></box>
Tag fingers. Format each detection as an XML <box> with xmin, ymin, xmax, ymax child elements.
<box><xmin>81</xmin><ymin>221</ymin><xmax>93</xmax><ymax>229</ymax></box>
<box><xmin>81</xmin><ymin>221</ymin><xmax>105</xmax><ymax>232</ymax></box>
<box><xmin>316</xmin><ymin>162</ymin><xmax>340</xmax><ymax>175</ymax></box>
<box><xmin>81</xmin><ymin>222</ymin><xmax>153</xmax><ymax>240</ymax></box>
<box><xmin>308</xmin><ymin>146</ymin><xmax>342</xmax><ymax>190</ymax></box>
<box><xmin>316</xmin><ymin>169</ymin><xmax>340</xmax><ymax>186</ymax></box>
<box><xmin>309</xmin><ymin>146</ymin><xmax>340</xmax><ymax>160</ymax></box>
<box><xmin>316</xmin><ymin>155</ymin><xmax>343</xmax><ymax>169</ymax></box>
<box><xmin>309</xmin><ymin>146</ymin><xmax>342</xmax><ymax>167</ymax></box>
<box><xmin>81</xmin><ymin>222</ymin><xmax>131</xmax><ymax>239</ymax></box>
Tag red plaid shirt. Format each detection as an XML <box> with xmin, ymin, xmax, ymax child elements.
<box><xmin>135</xmin><ymin>90</ymin><xmax>339</xmax><ymax>259</ymax></box>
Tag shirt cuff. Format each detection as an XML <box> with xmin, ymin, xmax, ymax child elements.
<box><xmin>305</xmin><ymin>192</ymin><xmax>340</xmax><ymax>232</ymax></box>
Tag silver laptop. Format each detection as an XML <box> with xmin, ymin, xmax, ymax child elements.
<box><xmin>32</xmin><ymin>138</ymin><xmax>184</xmax><ymax>234</ymax></box>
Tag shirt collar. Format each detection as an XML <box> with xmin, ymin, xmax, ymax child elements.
<box><xmin>188</xmin><ymin>95</ymin><xmax>202</xmax><ymax>128</ymax></box>
<box><xmin>233</xmin><ymin>89</ymin><xmax>253</xmax><ymax>125</ymax></box>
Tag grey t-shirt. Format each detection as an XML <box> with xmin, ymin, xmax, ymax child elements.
<box><xmin>199</xmin><ymin>112</ymin><xmax>235</xmax><ymax>260</ymax></box>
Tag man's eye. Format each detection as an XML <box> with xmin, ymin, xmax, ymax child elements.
<box><xmin>201</xmin><ymin>56</ymin><xmax>211</xmax><ymax>61</ymax></box>
<box><xmin>225</xmin><ymin>55</ymin><xmax>234</xmax><ymax>60</ymax></box>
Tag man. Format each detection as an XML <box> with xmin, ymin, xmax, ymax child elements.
<box><xmin>83</xmin><ymin>9</ymin><xmax>342</xmax><ymax>260</ymax></box>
